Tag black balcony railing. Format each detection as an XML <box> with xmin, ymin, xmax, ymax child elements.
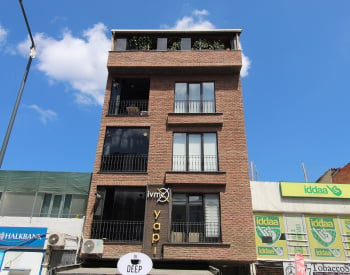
<box><xmin>101</xmin><ymin>154</ymin><xmax>148</xmax><ymax>172</ymax></box>
<box><xmin>170</xmin><ymin>222</ymin><xmax>221</xmax><ymax>243</ymax></box>
<box><xmin>91</xmin><ymin>220</ymin><xmax>144</xmax><ymax>242</ymax></box>
<box><xmin>174</xmin><ymin>100</ymin><xmax>215</xmax><ymax>113</ymax></box>
<box><xmin>172</xmin><ymin>155</ymin><xmax>218</xmax><ymax>172</ymax></box>
<box><xmin>108</xmin><ymin>99</ymin><xmax>148</xmax><ymax>116</ymax></box>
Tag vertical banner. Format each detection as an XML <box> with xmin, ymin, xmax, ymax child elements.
<box><xmin>305</xmin><ymin>215</ymin><xmax>345</xmax><ymax>261</ymax></box>
<box><xmin>254</xmin><ymin>213</ymin><xmax>288</xmax><ymax>259</ymax></box>
<box><xmin>295</xmin><ymin>253</ymin><xmax>306</xmax><ymax>275</ymax></box>
<box><xmin>339</xmin><ymin>217</ymin><xmax>350</xmax><ymax>256</ymax></box>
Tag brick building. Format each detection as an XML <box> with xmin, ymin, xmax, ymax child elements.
<box><xmin>81</xmin><ymin>29</ymin><xmax>256</xmax><ymax>274</ymax></box>
<box><xmin>316</xmin><ymin>162</ymin><xmax>350</xmax><ymax>184</ymax></box>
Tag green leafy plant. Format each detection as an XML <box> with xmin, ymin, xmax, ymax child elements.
<box><xmin>128</xmin><ymin>36</ymin><xmax>152</xmax><ymax>50</ymax></box>
<box><xmin>169</xmin><ymin>41</ymin><xmax>181</xmax><ymax>50</ymax></box>
<box><xmin>192</xmin><ymin>39</ymin><xmax>225</xmax><ymax>50</ymax></box>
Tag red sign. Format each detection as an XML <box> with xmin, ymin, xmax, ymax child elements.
<box><xmin>295</xmin><ymin>253</ymin><xmax>306</xmax><ymax>275</ymax></box>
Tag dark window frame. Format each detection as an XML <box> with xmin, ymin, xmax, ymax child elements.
<box><xmin>174</xmin><ymin>82</ymin><xmax>216</xmax><ymax>113</ymax></box>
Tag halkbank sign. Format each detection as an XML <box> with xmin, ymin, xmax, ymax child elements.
<box><xmin>280</xmin><ymin>182</ymin><xmax>350</xmax><ymax>199</ymax></box>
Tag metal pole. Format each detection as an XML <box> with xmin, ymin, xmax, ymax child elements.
<box><xmin>0</xmin><ymin>0</ymin><xmax>35</xmax><ymax>168</ymax></box>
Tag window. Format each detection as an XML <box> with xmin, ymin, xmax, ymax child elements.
<box><xmin>92</xmin><ymin>186</ymin><xmax>146</xmax><ymax>242</ymax></box>
<box><xmin>101</xmin><ymin>127</ymin><xmax>150</xmax><ymax>172</ymax></box>
<box><xmin>171</xmin><ymin>193</ymin><xmax>221</xmax><ymax>243</ymax></box>
<box><xmin>108</xmin><ymin>78</ymin><xmax>149</xmax><ymax>116</ymax></box>
<box><xmin>173</xmin><ymin>133</ymin><xmax>218</xmax><ymax>172</ymax></box>
<box><xmin>174</xmin><ymin>82</ymin><xmax>215</xmax><ymax>113</ymax></box>
<box><xmin>40</xmin><ymin>194</ymin><xmax>72</xmax><ymax>218</ymax></box>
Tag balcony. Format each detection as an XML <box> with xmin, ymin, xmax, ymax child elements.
<box><xmin>100</xmin><ymin>154</ymin><xmax>148</xmax><ymax>173</ymax></box>
<box><xmin>174</xmin><ymin>100</ymin><xmax>215</xmax><ymax>114</ymax></box>
<box><xmin>170</xmin><ymin>222</ymin><xmax>221</xmax><ymax>243</ymax></box>
<box><xmin>108</xmin><ymin>99</ymin><xmax>148</xmax><ymax>116</ymax></box>
<box><xmin>91</xmin><ymin>220</ymin><xmax>143</xmax><ymax>243</ymax></box>
<box><xmin>172</xmin><ymin>155</ymin><xmax>218</xmax><ymax>172</ymax></box>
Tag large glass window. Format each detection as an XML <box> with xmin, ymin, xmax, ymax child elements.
<box><xmin>40</xmin><ymin>194</ymin><xmax>72</xmax><ymax>218</ymax></box>
<box><xmin>91</xmin><ymin>186</ymin><xmax>146</xmax><ymax>242</ymax></box>
<box><xmin>172</xmin><ymin>133</ymin><xmax>218</xmax><ymax>172</ymax></box>
<box><xmin>171</xmin><ymin>193</ymin><xmax>221</xmax><ymax>243</ymax></box>
<box><xmin>101</xmin><ymin>127</ymin><xmax>150</xmax><ymax>172</ymax></box>
<box><xmin>174</xmin><ymin>82</ymin><xmax>215</xmax><ymax>113</ymax></box>
<box><xmin>108</xmin><ymin>78</ymin><xmax>149</xmax><ymax>116</ymax></box>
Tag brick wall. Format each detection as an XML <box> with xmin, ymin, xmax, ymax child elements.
<box><xmin>84</xmin><ymin>52</ymin><xmax>256</xmax><ymax>263</ymax></box>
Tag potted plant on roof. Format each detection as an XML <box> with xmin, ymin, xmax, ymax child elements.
<box><xmin>128</xmin><ymin>36</ymin><xmax>152</xmax><ymax>50</ymax></box>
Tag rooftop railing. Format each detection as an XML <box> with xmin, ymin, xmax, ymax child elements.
<box><xmin>113</xmin><ymin>35</ymin><xmax>240</xmax><ymax>51</ymax></box>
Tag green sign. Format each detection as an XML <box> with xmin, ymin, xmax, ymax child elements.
<box><xmin>254</xmin><ymin>214</ymin><xmax>288</xmax><ymax>259</ymax></box>
<box><xmin>280</xmin><ymin>182</ymin><xmax>350</xmax><ymax>199</ymax></box>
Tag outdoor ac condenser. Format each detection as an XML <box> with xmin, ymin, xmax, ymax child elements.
<box><xmin>81</xmin><ymin>239</ymin><xmax>104</xmax><ymax>254</ymax></box>
<box><xmin>47</xmin><ymin>233</ymin><xmax>65</xmax><ymax>248</ymax></box>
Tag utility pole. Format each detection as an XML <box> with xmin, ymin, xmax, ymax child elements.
<box><xmin>0</xmin><ymin>0</ymin><xmax>36</xmax><ymax>168</ymax></box>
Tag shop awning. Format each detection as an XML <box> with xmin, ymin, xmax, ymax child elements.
<box><xmin>57</xmin><ymin>267</ymin><xmax>213</xmax><ymax>275</ymax></box>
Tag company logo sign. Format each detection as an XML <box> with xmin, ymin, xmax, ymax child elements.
<box><xmin>280</xmin><ymin>182</ymin><xmax>350</xmax><ymax>199</ymax></box>
<box><xmin>0</xmin><ymin>227</ymin><xmax>47</xmax><ymax>248</ymax></box>
<box><xmin>147</xmin><ymin>188</ymin><xmax>170</xmax><ymax>203</ymax></box>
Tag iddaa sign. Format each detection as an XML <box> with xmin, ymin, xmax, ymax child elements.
<box><xmin>117</xmin><ymin>252</ymin><xmax>153</xmax><ymax>275</ymax></box>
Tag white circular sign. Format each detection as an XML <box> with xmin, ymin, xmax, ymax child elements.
<box><xmin>117</xmin><ymin>252</ymin><xmax>153</xmax><ymax>275</ymax></box>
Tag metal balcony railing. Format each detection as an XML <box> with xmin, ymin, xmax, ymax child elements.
<box><xmin>170</xmin><ymin>222</ymin><xmax>221</xmax><ymax>243</ymax></box>
<box><xmin>108</xmin><ymin>99</ymin><xmax>148</xmax><ymax>116</ymax></box>
<box><xmin>101</xmin><ymin>154</ymin><xmax>148</xmax><ymax>172</ymax></box>
<box><xmin>91</xmin><ymin>220</ymin><xmax>144</xmax><ymax>242</ymax></box>
<box><xmin>174</xmin><ymin>100</ymin><xmax>215</xmax><ymax>113</ymax></box>
<box><xmin>172</xmin><ymin>155</ymin><xmax>218</xmax><ymax>172</ymax></box>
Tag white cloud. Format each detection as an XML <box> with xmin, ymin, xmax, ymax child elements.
<box><xmin>17</xmin><ymin>23</ymin><xmax>109</xmax><ymax>106</ymax></box>
<box><xmin>241</xmin><ymin>51</ymin><xmax>251</xmax><ymax>78</ymax></box>
<box><xmin>25</xmin><ymin>104</ymin><xmax>58</xmax><ymax>125</ymax></box>
<box><xmin>172</xmin><ymin>9</ymin><xmax>215</xmax><ymax>30</ymax></box>
<box><xmin>0</xmin><ymin>25</ymin><xmax>8</xmax><ymax>46</ymax></box>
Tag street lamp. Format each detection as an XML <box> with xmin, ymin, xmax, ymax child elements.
<box><xmin>0</xmin><ymin>0</ymin><xmax>36</xmax><ymax>168</ymax></box>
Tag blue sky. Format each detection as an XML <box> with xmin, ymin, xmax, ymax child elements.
<box><xmin>0</xmin><ymin>0</ymin><xmax>349</xmax><ymax>182</ymax></box>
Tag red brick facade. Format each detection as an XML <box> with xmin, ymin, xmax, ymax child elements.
<box><xmin>83</xmin><ymin>29</ymin><xmax>256</xmax><ymax>270</ymax></box>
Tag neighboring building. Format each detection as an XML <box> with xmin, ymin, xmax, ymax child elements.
<box><xmin>0</xmin><ymin>170</ymin><xmax>91</xmax><ymax>274</ymax></box>
<box><xmin>79</xmin><ymin>29</ymin><xmax>256</xmax><ymax>274</ymax></box>
<box><xmin>251</xmin><ymin>180</ymin><xmax>350</xmax><ymax>275</ymax></box>
<box><xmin>317</xmin><ymin>163</ymin><xmax>350</xmax><ymax>184</ymax></box>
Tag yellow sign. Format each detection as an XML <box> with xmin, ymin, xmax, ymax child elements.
<box><xmin>305</xmin><ymin>215</ymin><xmax>345</xmax><ymax>261</ymax></box>
<box><xmin>280</xmin><ymin>182</ymin><xmax>350</xmax><ymax>199</ymax></box>
<box><xmin>254</xmin><ymin>213</ymin><xmax>288</xmax><ymax>259</ymax></box>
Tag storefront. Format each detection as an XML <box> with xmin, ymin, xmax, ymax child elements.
<box><xmin>251</xmin><ymin>181</ymin><xmax>350</xmax><ymax>275</ymax></box>
<box><xmin>0</xmin><ymin>226</ymin><xmax>47</xmax><ymax>275</ymax></box>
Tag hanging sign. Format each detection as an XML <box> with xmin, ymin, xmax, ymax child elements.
<box><xmin>117</xmin><ymin>252</ymin><xmax>153</xmax><ymax>275</ymax></box>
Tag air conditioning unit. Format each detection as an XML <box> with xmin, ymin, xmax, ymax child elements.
<box><xmin>81</xmin><ymin>239</ymin><xmax>104</xmax><ymax>254</ymax></box>
<box><xmin>47</xmin><ymin>233</ymin><xmax>65</xmax><ymax>248</ymax></box>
